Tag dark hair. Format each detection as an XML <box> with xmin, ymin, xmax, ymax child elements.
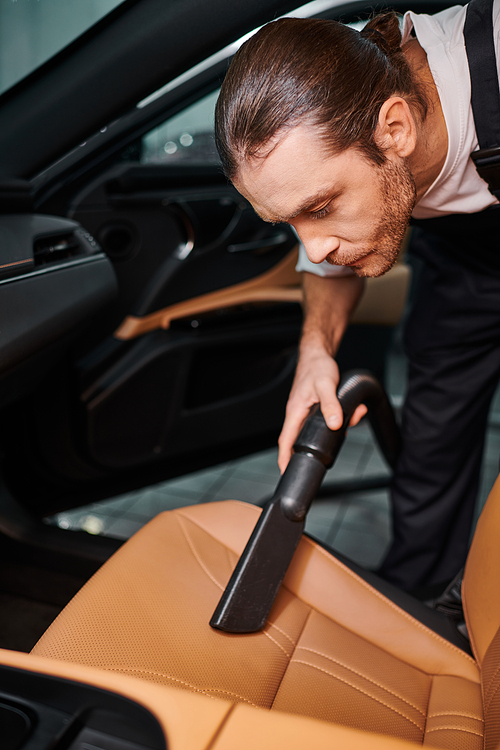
<box><xmin>215</xmin><ymin>12</ymin><xmax>428</xmax><ymax>178</ymax></box>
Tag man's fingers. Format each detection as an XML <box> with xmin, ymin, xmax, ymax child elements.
<box><xmin>278</xmin><ymin>406</ymin><xmax>309</xmax><ymax>473</ymax></box>
<box><xmin>315</xmin><ymin>383</ymin><xmax>343</xmax><ymax>431</ymax></box>
<box><xmin>279</xmin><ymin>382</ymin><xmax>346</xmax><ymax>472</ymax></box>
<box><xmin>349</xmin><ymin>403</ymin><xmax>368</xmax><ymax>426</ymax></box>
<box><xmin>279</xmin><ymin>397</ymin><xmax>367</xmax><ymax>473</ymax></box>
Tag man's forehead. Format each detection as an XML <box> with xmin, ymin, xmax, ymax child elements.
<box><xmin>234</xmin><ymin>127</ymin><xmax>348</xmax><ymax>222</ymax></box>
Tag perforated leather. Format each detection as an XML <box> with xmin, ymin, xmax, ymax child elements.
<box><xmin>33</xmin><ymin>497</ymin><xmax>487</xmax><ymax>748</ymax></box>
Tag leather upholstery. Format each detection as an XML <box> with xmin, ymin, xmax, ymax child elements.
<box><xmin>0</xmin><ymin>646</ymin><xmax>464</xmax><ymax>750</ymax></box>
<box><xmin>462</xmin><ymin>476</ymin><xmax>500</xmax><ymax>749</ymax></box>
<box><xmin>463</xmin><ymin>474</ymin><xmax>500</xmax><ymax>664</ymax></box>
<box><xmin>33</xmin><ymin>491</ymin><xmax>492</xmax><ymax>749</ymax></box>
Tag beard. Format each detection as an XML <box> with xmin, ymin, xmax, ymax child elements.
<box><xmin>327</xmin><ymin>157</ymin><xmax>417</xmax><ymax>278</ymax></box>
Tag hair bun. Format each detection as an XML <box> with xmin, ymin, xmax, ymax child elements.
<box><xmin>360</xmin><ymin>11</ymin><xmax>402</xmax><ymax>57</ymax></box>
<box><xmin>360</xmin><ymin>26</ymin><xmax>391</xmax><ymax>55</ymax></box>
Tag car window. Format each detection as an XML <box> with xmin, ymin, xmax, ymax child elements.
<box><xmin>0</xmin><ymin>0</ymin><xmax>126</xmax><ymax>97</ymax></box>
<box><xmin>138</xmin><ymin>17</ymin><xmax>370</xmax><ymax>169</ymax></box>
<box><xmin>141</xmin><ymin>89</ymin><xmax>220</xmax><ymax>166</ymax></box>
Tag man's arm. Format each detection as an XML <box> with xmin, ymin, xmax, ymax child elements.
<box><xmin>278</xmin><ymin>271</ymin><xmax>366</xmax><ymax>472</ymax></box>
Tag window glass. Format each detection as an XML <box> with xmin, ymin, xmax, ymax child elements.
<box><xmin>138</xmin><ymin>19</ymin><xmax>372</xmax><ymax>168</ymax></box>
<box><xmin>0</xmin><ymin>0</ymin><xmax>125</xmax><ymax>97</ymax></box>
<box><xmin>141</xmin><ymin>89</ymin><xmax>220</xmax><ymax>166</ymax></box>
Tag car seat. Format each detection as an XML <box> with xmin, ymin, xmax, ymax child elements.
<box><xmin>31</xmin><ymin>374</ymin><xmax>500</xmax><ymax>749</ymax></box>
<box><xmin>31</xmin><ymin>470</ymin><xmax>500</xmax><ymax>750</ymax></box>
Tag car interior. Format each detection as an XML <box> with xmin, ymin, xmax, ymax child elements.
<box><xmin>0</xmin><ymin>0</ymin><xmax>493</xmax><ymax>748</ymax></box>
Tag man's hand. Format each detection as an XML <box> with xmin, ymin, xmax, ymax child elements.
<box><xmin>278</xmin><ymin>271</ymin><xmax>366</xmax><ymax>473</ymax></box>
<box><xmin>278</xmin><ymin>347</ymin><xmax>367</xmax><ymax>473</ymax></box>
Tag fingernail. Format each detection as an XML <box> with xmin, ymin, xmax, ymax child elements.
<box><xmin>327</xmin><ymin>415</ymin><xmax>340</xmax><ymax>428</ymax></box>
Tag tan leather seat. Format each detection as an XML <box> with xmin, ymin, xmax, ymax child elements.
<box><xmin>33</xmin><ymin>475</ymin><xmax>500</xmax><ymax>749</ymax></box>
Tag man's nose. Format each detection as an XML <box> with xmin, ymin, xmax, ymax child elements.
<box><xmin>301</xmin><ymin>232</ymin><xmax>341</xmax><ymax>265</ymax></box>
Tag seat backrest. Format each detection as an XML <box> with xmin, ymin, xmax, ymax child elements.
<box><xmin>463</xmin><ymin>473</ymin><xmax>500</xmax><ymax>749</ymax></box>
<box><xmin>463</xmin><ymin>474</ymin><xmax>500</xmax><ymax>663</ymax></box>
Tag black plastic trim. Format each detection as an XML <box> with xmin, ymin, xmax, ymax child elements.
<box><xmin>0</xmin><ymin>257</ymin><xmax>116</xmax><ymax>374</ymax></box>
<box><xmin>0</xmin><ymin>0</ymin><xmax>304</xmax><ymax>179</ymax></box>
<box><xmin>0</xmin><ymin>253</ymin><xmax>107</xmax><ymax>287</ymax></box>
<box><xmin>0</xmin><ymin>664</ymin><xmax>165</xmax><ymax>750</ymax></box>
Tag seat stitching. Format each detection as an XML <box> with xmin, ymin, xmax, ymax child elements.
<box><xmin>287</xmin><ymin>607</ymin><xmax>312</xmax><ymax>665</ymax></box>
<box><xmin>428</xmin><ymin>711</ymin><xmax>483</xmax><ymax>722</ymax></box>
<box><xmin>176</xmin><ymin>509</ymin><xmax>248</xmax><ymax>547</ymax></box>
<box><xmin>271</xmin><ymin>609</ymin><xmax>313</xmax><ymax>711</ymax></box>
<box><xmin>267</xmin><ymin>621</ymin><xmax>295</xmax><ymax>646</ymax></box>
<box><xmin>300</xmin><ymin>536</ymin><xmax>477</xmax><ymax>665</ymax></box>
<box><xmin>484</xmin><ymin>669</ymin><xmax>500</xmax><ymax>712</ymax></box>
<box><xmin>425</xmin><ymin>726</ymin><xmax>484</xmax><ymax>737</ymax></box>
<box><xmin>177</xmin><ymin>514</ymin><xmax>292</xmax><ymax>658</ymax></box>
<box><xmin>292</xmin><ymin>658</ymin><xmax>424</xmax><ymax>731</ymax></box>
<box><xmin>177</xmin><ymin>515</ymin><xmax>224</xmax><ymax>591</ymax></box>
<box><xmin>263</xmin><ymin>629</ymin><xmax>291</xmax><ymax>658</ymax></box>
<box><xmin>175</xmin><ymin>509</ymin><xmax>473</xmax><ymax>697</ymax></box>
<box><xmin>297</xmin><ymin>645</ymin><xmax>426</xmax><ymax>716</ymax></box>
<box><xmin>203</xmin><ymin>689</ymin><xmax>260</xmax><ymax>707</ymax></box>
<box><xmin>423</xmin><ymin>675</ymin><xmax>432</xmax><ymax>737</ymax></box>
<box><xmin>104</xmin><ymin>668</ymin><xmax>216</xmax><ymax>700</ymax></box>
<box><xmin>104</xmin><ymin>667</ymin><xmax>259</xmax><ymax>707</ymax></box>
<box><xmin>175</xmin><ymin>509</ymin><xmax>473</xmax><ymax>666</ymax></box>
<box><xmin>483</xmin><ymin>661</ymin><xmax>500</xmax><ymax>705</ymax></box>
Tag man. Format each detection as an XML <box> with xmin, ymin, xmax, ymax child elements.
<box><xmin>215</xmin><ymin>1</ymin><xmax>500</xmax><ymax>595</ymax></box>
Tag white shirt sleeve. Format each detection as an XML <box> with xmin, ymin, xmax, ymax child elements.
<box><xmin>295</xmin><ymin>241</ymin><xmax>355</xmax><ymax>277</ymax></box>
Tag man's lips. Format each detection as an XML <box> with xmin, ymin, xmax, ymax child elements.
<box><xmin>334</xmin><ymin>250</ymin><xmax>374</xmax><ymax>267</ymax></box>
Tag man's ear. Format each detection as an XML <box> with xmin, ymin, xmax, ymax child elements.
<box><xmin>374</xmin><ymin>97</ymin><xmax>417</xmax><ymax>157</ymax></box>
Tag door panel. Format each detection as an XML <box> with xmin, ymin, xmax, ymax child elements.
<box><xmin>69</xmin><ymin>164</ymin><xmax>298</xmax><ymax>331</ymax></box>
<box><xmin>83</xmin><ymin>318</ymin><xmax>298</xmax><ymax>469</ymax></box>
<box><xmin>67</xmin><ymin>163</ymin><xmax>300</xmax><ymax>473</ymax></box>
<box><xmin>5</xmin><ymin>161</ymin><xmax>302</xmax><ymax>506</ymax></box>
<box><xmin>115</xmin><ymin>245</ymin><xmax>300</xmax><ymax>339</ymax></box>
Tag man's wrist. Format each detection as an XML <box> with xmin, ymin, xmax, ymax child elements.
<box><xmin>299</xmin><ymin>329</ymin><xmax>337</xmax><ymax>360</ymax></box>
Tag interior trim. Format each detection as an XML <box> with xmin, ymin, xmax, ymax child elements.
<box><xmin>114</xmin><ymin>247</ymin><xmax>301</xmax><ymax>339</ymax></box>
<box><xmin>0</xmin><ymin>253</ymin><xmax>107</xmax><ymax>287</ymax></box>
<box><xmin>114</xmin><ymin>251</ymin><xmax>410</xmax><ymax>340</ymax></box>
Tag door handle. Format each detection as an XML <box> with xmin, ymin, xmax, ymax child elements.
<box><xmin>227</xmin><ymin>231</ymin><xmax>289</xmax><ymax>253</ymax></box>
<box><xmin>162</xmin><ymin>201</ymin><xmax>195</xmax><ymax>260</ymax></box>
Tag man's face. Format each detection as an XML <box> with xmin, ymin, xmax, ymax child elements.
<box><xmin>234</xmin><ymin>124</ymin><xmax>417</xmax><ymax>278</ymax></box>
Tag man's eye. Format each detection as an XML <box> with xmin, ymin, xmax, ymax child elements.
<box><xmin>310</xmin><ymin>204</ymin><xmax>331</xmax><ymax>220</ymax></box>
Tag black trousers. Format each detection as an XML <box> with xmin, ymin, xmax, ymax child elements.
<box><xmin>378</xmin><ymin>209</ymin><xmax>500</xmax><ymax>592</ymax></box>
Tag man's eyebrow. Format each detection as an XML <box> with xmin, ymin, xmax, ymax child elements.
<box><xmin>260</xmin><ymin>190</ymin><xmax>338</xmax><ymax>223</ymax></box>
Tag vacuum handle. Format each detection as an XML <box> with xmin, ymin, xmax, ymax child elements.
<box><xmin>282</xmin><ymin>369</ymin><xmax>401</xmax><ymax>523</ymax></box>
<box><xmin>210</xmin><ymin>370</ymin><xmax>400</xmax><ymax>633</ymax></box>
<box><xmin>337</xmin><ymin>369</ymin><xmax>401</xmax><ymax>471</ymax></box>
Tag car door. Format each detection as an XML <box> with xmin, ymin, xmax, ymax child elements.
<box><xmin>0</xmin><ymin>0</ymin><xmax>413</xmax><ymax>516</ymax></box>
<box><xmin>0</xmin><ymin>66</ymin><xmax>304</xmax><ymax>514</ymax></box>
